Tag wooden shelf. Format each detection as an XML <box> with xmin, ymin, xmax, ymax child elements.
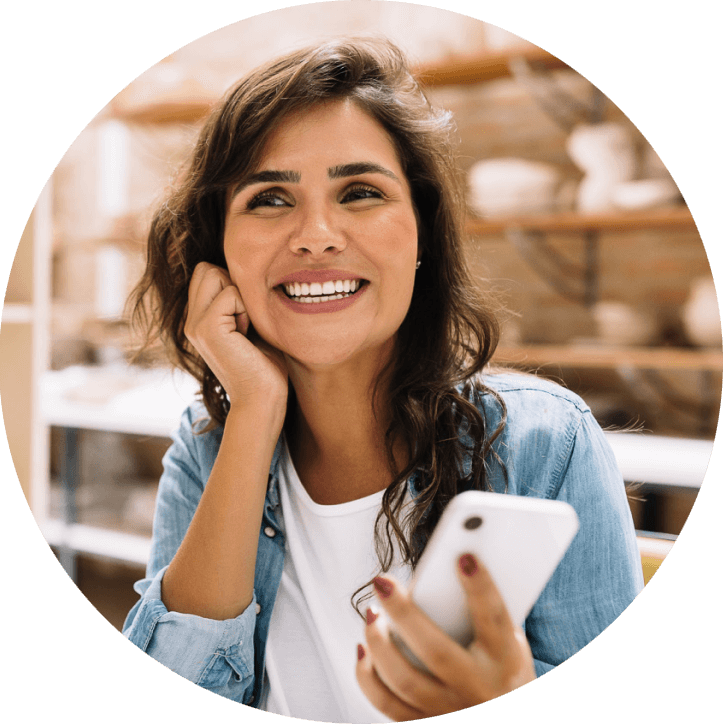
<box><xmin>494</xmin><ymin>344</ymin><xmax>723</xmax><ymax>371</ymax></box>
<box><xmin>106</xmin><ymin>46</ymin><xmax>567</xmax><ymax>124</ymax></box>
<box><xmin>110</xmin><ymin>98</ymin><xmax>214</xmax><ymax>125</ymax></box>
<box><xmin>415</xmin><ymin>45</ymin><xmax>567</xmax><ymax>87</ymax></box>
<box><xmin>466</xmin><ymin>205</ymin><xmax>696</xmax><ymax>237</ymax></box>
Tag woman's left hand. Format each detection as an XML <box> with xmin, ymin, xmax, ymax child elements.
<box><xmin>355</xmin><ymin>553</ymin><xmax>536</xmax><ymax>720</ymax></box>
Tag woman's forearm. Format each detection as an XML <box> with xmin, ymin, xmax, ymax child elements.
<box><xmin>161</xmin><ymin>397</ymin><xmax>285</xmax><ymax>620</ymax></box>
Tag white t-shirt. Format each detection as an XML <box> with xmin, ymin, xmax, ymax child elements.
<box><xmin>262</xmin><ymin>439</ymin><xmax>411</xmax><ymax>723</ymax></box>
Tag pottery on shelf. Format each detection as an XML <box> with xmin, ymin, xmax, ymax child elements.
<box><xmin>467</xmin><ymin>158</ymin><xmax>562</xmax><ymax>217</ymax></box>
<box><xmin>566</xmin><ymin>122</ymin><xmax>637</xmax><ymax>213</ymax></box>
<box><xmin>610</xmin><ymin>178</ymin><xmax>681</xmax><ymax>211</ymax></box>
<box><xmin>682</xmin><ymin>277</ymin><xmax>722</xmax><ymax>347</ymax></box>
<box><xmin>593</xmin><ymin>301</ymin><xmax>658</xmax><ymax>347</ymax></box>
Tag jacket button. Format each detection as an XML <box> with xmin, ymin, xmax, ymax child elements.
<box><xmin>263</xmin><ymin>526</ymin><xmax>276</xmax><ymax>538</ymax></box>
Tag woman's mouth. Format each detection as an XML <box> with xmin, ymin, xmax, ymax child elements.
<box><xmin>280</xmin><ymin>278</ymin><xmax>367</xmax><ymax>304</ymax></box>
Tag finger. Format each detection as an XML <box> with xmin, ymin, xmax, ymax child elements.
<box><xmin>457</xmin><ymin>553</ymin><xmax>517</xmax><ymax>660</ymax></box>
<box><xmin>188</xmin><ymin>262</ymin><xmax>234</xmax><ymax>320</ymax></box>
<box><xmin>371</xmin><ymin>575</ymin><xmax>474</xmax><ymax>684</ymax></box>
<box><xmin>186</xmin><ymin>265</ymin><xmax>245</xmax><ymax>334</ymax></box>
<box><xmin>355</xmin><ymin>644</ymin><xmax>425</xmax><ymax>722</ymax></box>
<box><xmin>202</xmin><ymin>284</ymin><xmax>248</xmax><ymax>334</ymax></box>
<box><xmin>364</xmin><ymin>607</ymin><xmax>467</xmax><ymax>716</ymax></box>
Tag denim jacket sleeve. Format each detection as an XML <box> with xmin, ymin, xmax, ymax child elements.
<box><xmin>520</xmin><ymin>402</ymin><xmax>644</xmax><ymax>677</ymax></box>
<box><xmin>122</xmin><ymin>405</ymin><xmax>258</xmax><ymax>704</ymax></box>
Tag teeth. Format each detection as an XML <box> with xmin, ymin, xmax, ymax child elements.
<box><xmin>283</xmin><ymin>279</ymin><xmax>362</xmax><ymax>300</ymax></box>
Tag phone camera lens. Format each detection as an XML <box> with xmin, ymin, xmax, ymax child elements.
<box><xmin>464</xmin><ymin>516</ymin><xmax>483</xmax><ymax>530</ymax></box>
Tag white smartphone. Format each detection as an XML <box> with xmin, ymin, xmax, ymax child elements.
<box><xmin>382</xmin><ymin>490</ymin><xmax>580</xmax><ymax>669</ymax></box>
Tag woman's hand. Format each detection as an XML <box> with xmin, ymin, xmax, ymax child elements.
<box><xmin>356</xmin><ymin>553</ymin><xmax>536</xmax><ymax>720</ymax></box>
<box><xmin>184</xmin><ymin>262</ymin><xmax>288</xmax><ymax>408</ymax></box>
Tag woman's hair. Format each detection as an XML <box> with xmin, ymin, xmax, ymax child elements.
<box><xmin>129</xmin><ymin>36</ymin><xmax>507</xmax><ymax>616</ymax></box>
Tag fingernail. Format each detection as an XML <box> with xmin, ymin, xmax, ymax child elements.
<box><xmin>373</xmin><ymin>577</ymin><xmax>393</xmax><ymax>599</ymax></box>
<box><xmin>459</xmin><ymin>553</ymin><xmax>478</xmax><ymax>577</ymax></box>
<box><xmin>357</xmin><ymin>644</ymin><xmax>365</xmax><ymax>661</ymax></box>
<box><xmin>365</xmin><ymin>607</ymin><xmax>379</xmax><ymax>626</ymax></box>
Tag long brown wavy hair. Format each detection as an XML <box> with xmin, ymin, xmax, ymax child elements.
<box><xmin>129</xmin><ymin>36</ymin><xmax>507</xmax><ymax>616</ymax></box>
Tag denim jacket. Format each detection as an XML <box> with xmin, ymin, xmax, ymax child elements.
<box><xmin>123</xmin><ymin>372</ymin><xmax>644</xmax><ymax>709</ymax></box>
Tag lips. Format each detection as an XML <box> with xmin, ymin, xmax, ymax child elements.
<box><xmin>274</xmin><ymin>273</ymin><xmax>369</xmax><ymax>314</ymax></box>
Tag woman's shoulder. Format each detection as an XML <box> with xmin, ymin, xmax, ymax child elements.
<box><xmin>476</xmin><ymin>369</ymin><xmax>590</xmax><ymax>416</ymax></box>
<box><xmin>466</xmin><ymin>370</ymin><xmax>602</xmax><ymax>497</ymax></box>
<box><xmin>469</xmin><ymin>370</ymin><xmax>594</xmax><ymax>465</ymax></box>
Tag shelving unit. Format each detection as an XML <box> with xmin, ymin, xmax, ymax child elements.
<box><xmin>416</xmin><ymin>49</ymin><xmax>720</xmax><ymax>387</ymax></box>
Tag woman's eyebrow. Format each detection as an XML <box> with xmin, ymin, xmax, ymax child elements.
<box><xmin>231</xmin><ymin>169</ymin><xmax>301</xmax><ymax>198</ymax></box>
<box><xmin>328</xmin><ymin>162</ymin><xmax>399</xmax><ymax>181</ymax></box>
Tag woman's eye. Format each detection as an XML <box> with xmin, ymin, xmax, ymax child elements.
<box><xmin>342</xmin><ymin>185</ymin><xmax>384</xmax><ymax>203</ymax></box>
<box><xmin>246</xmin><ymin>190</ymin><xmax>290</xmax><ymax>210</ymax></box>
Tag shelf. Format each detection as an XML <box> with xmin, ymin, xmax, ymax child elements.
<box><xmin>41</xmin><ymin>365</ymin><xmax>199</xmax><ymax>437</ymax></box>
<box><xmin>604</xmin><ymin>433</ymin><xmax>712</xmax><ymax>489</ymax></box>
<box><xmin>1</xmin><ymin>302</ymin><xmax>34</xmax><ymax>324</ymax></box>
<box><xmin>42</xmin><ymin>519</ymin><xmax>151</xmax><ymax>566</ymax></box>
<box><xmin>110</xmin><ymin>98</ymin><xmax>215</xmax><ymax>125</ymax></box>
<box><xmin>466</xmin><ymin>205</ymin><xmax>696</xmax><ymax>237</ymax></box>
<box><xmin>415</xmin><ymin>45</ymin><xmax>567</xmax><ymax>87</ymax></box>
<box><xmin>105</xmin><ymin>46</ymin><xmax>567</xmax><ymax>124</ymax></box>
<box><xmin>494</xmin><ymin>344</ymin><xmax>723</xmax><ymax>372</ymax></box>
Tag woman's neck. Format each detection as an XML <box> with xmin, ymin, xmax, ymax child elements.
<box><xmin>284</xmin><ymin>349</ymin><xmax>404</xmax><ymax>505</ymax></box>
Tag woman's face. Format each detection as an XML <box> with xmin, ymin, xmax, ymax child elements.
<box><xmin>223</xmin><ymin>98</ymin><xmax>419</xmax><ymax>371</ymax></box>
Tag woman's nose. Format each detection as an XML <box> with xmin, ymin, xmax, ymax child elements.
<box><xmin>288</xmin><ymin>206</ymin><xmax>347</xmax><ymax>257</ymax></box>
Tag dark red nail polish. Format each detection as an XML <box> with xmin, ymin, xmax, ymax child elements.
<box><xmin>373</xmin><ymin>577</ymin><xmax>393</xmax><ymax>598</ymax></box>
<box><xmin>459</xmin><ymin>553</ymin><xmax>478</xmax><ymax>577</ymax></box>
<box><xmin>357</xmin><ymin>644</ymin><xmax>365</xmax><ymax>661</ymax></box>
<box><xmin>366</xmin><ymin>608</ymin><xmax>379</xmax><ymax>626</ymax></box>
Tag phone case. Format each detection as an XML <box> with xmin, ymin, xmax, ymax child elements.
<box><xmin>384</xmin><ymin>490</ymin><xmax>579</xmax><ymax>668</ymax></box>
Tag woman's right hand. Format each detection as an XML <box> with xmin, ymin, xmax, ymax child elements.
<box><xmin>184</xmin><ymin>262</ymin><xmax>288</xmax><ymax>409</ymax></box>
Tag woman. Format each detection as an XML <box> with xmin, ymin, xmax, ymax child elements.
<box><xmin>123</xmin><ymin>37</ymin><xmax>643</xmax><ymax>721</ymax></box>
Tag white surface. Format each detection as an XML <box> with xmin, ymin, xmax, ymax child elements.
<box><xmin>40</xmin><ymin>364</ymin><xmax>200</xmax><ymax>438</ymax></box>
<box><xmin>41</xmin><ymin>518</ymin><xmax>151</xmax><ymax>566</ymax></box>
<box><xmin>605</xmin><ymin>432</ymin><xmax>713</xmax><ymax>488</ymax></box>
<box><xmin>1</xmin><ymin>302</ymin><xmax>34</xmax><ymax>324</ymax></box>
<box><xmin>636</xmin><ymin>535</ymin><xmax>675</xmax><ymax>560</ymax></box>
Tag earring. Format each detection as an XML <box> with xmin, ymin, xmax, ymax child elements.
<box><xmin>415</xmin><ymin>260</ymin><xmax>421</xmax><ymax>270</ymax></box>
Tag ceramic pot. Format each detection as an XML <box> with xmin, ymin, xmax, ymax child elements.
<box><xmin>467</xmin><ymin>158</ymin><xmax>562</xmax><ymax>217</ymax></box>
<box><xmin>683</xmin><ymin>277</ymin><xmax>722</xmax><ymax>347</ymax></box>
<box><xmin>593</xmin><ymin>301</ymin><xmax>658</xmax><ymax>347</ymax></box>
<box><xmin>567</xmin><ymin>122</ymin><xmax>637</xmax><ymax>212</ymax></box>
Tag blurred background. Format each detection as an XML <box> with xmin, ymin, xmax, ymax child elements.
<box><xmin>0</xmin><ymin>2</ymin><xmax>720</xmax><ymax>632</ymax></box>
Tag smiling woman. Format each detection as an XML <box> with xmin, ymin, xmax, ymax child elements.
<box><xmin>122</xmin><ymin>37</ymin><xmax>642</xmax><ymax>722</ymax></box>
